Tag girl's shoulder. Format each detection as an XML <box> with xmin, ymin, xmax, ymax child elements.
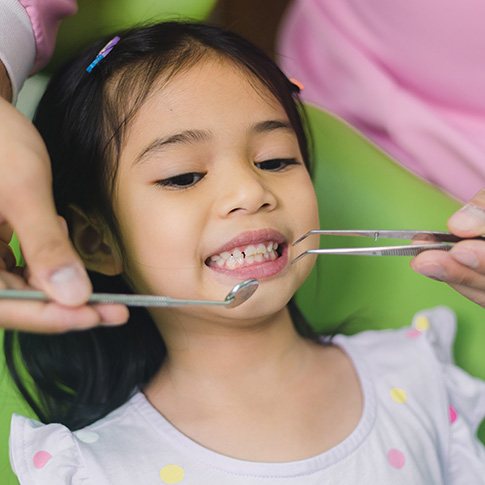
<box><xmin>334</xmin><ymin>306</ymin><xmax>485</xmax><ymax>416</ymax></box>
<box><xmin>332</xmin><ymin>307</ymin><xmax>463</xmax><ymax>412</ymax></box>
<box><xmin>9</xmin><ymin>392</ymin><xmax>154</xmax><ymax>484</ymax></box>
<box><xmin>334</xmin><ymin>305</ymin><xmax>458</xmax><ymax>368</ymax></box>
<box><xmin>334</xmin><ymin>306</ymin><xmax>485</xmax><ymax>480</ymax></box>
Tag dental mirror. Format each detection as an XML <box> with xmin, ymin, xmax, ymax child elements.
<box><xmin>0</xmin><ymin>279</ymin><xmax>259</xmax><ymax>309</ymax></box>
<box><xmin>223</xmin><ymin>278</ymin><xmax>259</xmax><ymax>308</ymax></box>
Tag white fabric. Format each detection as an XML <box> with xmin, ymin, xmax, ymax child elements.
<box><xmin>0</xmin><ymin>0</ymin><xmax>36</xmax><ymax>100</ymax></box>
<box><xmin>9</xmin><ymin>307</ymin><xmax>485</xmax><ymax>484</ymax></box>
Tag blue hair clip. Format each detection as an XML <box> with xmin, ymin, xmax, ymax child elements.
<box><xmin>86</xmin><ymin>36</ymin><xmax>121</xmax><ymax>73</ymax></box>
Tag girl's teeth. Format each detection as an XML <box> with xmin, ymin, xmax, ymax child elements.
<box><xmin>245</xmin><ymin>245</ymin><xmax>257</xmax><ymax>257</ymax></box>
<box><xmin>227</xmin><ymin>256</ymin><xmax>238</xmax><ymax>269</ymax></box>
<box><xmin>257</xmin><ymin>243</ymin><xmax>266</xmax><ymax>253</ymax></box>
<box><xmin>232</xmin><ymin>249</ymin><xmax>244</xmax><ymax>263</ymax></box>
<box><xmin>209</xmin><ymin>241</ymin><xmax>281</xmax><ymax>269</ymax></box>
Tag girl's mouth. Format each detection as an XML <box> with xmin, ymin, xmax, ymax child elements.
<box><xmin>206</xmin><ymin>241</ymin><xmax>283</xmax><ymax>269</ymax></box>
<box><xmin>205</xmin><ymin>241</ymin><xmax>288</xmax><ymax>279</ymax></box>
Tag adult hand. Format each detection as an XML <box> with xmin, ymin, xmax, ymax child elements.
<box><xmin>0</xmin><ymin>66</ymin><xmax>128</xmax><ymax>332</ymax></box>
<box><xmin>411</xmin><ymin>189</ymin><xmax>485</xmax><ymax>307</ymax></box>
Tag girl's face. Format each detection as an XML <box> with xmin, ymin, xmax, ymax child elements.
<box><xmin>111</xmin><ymin>58</ymin><xmax>319</xmax><ymax>325</ymax></box>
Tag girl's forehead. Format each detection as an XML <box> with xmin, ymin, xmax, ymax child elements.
<box><xmin>116</xmin><ymin>60</ymin><xmax>292</xmax><ymax>166</ymax></box>
<box><xmin>113</xmin><ymin>56</ymin><xmax>290</xmax><ymax>163</ymax></box>
<box><xmin>146</xmin><ymin>57</ymin><xmax>283</xmax><ymax>114</ymax></box>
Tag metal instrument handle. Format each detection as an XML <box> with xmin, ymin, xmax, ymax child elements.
<box><xmin>0</xmin><ymin>290</ymin><xmax>231</xmax><ymax>307</ymax></box>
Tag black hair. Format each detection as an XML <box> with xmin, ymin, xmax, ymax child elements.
<box><xmin>4</xmin><ymin>21</ymin><xmax>320</xmax><ymax>430</ymax></box>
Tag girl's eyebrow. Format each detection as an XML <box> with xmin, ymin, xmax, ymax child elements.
<box><xmin>133</xmin><ymin>119</ymin><xmax>293</xmax><ymax>166</ymax></box>
<box><xmin>134</xmin><ymin>129</ymin><xmax>211</xmax><ymax>165</ymax></box>
<box><xmin>251</xmin><ymin>119</ymin><xmax>293</xmax><ymax>133</ymax></box>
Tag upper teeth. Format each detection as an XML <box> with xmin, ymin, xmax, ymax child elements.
<box><xmin>209</xmin><ymin>242</ymin><xmax>279</xmax><ymax>269</ymax></box>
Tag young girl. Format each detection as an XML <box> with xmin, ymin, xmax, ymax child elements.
<box><xmin>4</xmin><ymin>21</ymin><xmax>485</xmax><ymax>484</ymax></box>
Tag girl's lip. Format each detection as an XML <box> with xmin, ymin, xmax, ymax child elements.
<box><xmin>207</xmin><ymin>228</ymin><xmax>287</xmax><ymax>259</ymax></box>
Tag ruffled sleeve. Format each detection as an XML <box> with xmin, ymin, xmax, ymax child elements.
<box><xmin>9</xmin><ymin>414</ymin><xmax>88</xmax><ymax>484</ymax></box>
<box><xmin>414</xmin><ymin>307</ymin><xmax>485</xmax><ymax>482</ymax></box>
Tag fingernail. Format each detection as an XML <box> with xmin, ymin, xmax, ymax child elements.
<box><xmin>451</xmin><ymin>251</ymin><xmax>479</xmax><ymax>269</ymax></box>
<box><xmin>49</xmin><ymin>265</ymin><xmax>90</xmax><ymax>304</ymax></box>
<box><xmin>415</xmin><ymin>264</ymin><xmax>446</xmax><ymax>281</ymax></box>
<box><xmin>449</xmin><ymin>204</ymin><xmax>485</xmax><ymax>232</ymax></box>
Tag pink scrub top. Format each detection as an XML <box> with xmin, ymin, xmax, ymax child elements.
<box><xmin>278</xmin><ymin>0</ymin><xmax>485</xmax><ymax>201</ymax></box>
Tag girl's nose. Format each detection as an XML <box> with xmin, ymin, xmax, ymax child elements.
<box><xmin>216</xmin><ymin>164</ymin><xmax>278</xmax><ymax>217</ymax></box>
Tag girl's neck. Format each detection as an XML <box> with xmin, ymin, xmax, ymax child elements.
<box><xmin>142</xmin><ymin>309</ymin><xmax>363</xmax><ymax>464</ymax></box>
<box><xmin>144</xmin><ymin>306</ymin><xmax>316</xmax><ymax>402</ymax></box>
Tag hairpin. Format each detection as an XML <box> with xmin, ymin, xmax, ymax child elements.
<box><xmin>86</xmin><ymin>36</ymin><xmax>121</xmax><ymax>73</ymax></box>
<box><xmin>289</xmin><ymin>78</ymin><xmax>304</xmax><ymax>93</ymax></box>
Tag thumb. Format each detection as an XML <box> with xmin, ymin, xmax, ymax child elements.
<box><xmin>7</xmin><ymin>192</ymin><xmax>91</xmax><ymax>306</ymax></box>
<box><xmin>448</xmin><ymin>189</ymin><xmax>485</xmax><ymax>238</ymax></box>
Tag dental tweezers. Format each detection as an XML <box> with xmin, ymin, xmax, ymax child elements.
<box><xmin>292</xmin><ymin>230</ymin><xmax>485</xmax><ymax>264</ymax></box>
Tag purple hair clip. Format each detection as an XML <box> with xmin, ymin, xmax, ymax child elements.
<box><xmin>86</xmin><ymin>35</ymin><xmax>121</xmax><ymax>73</ymax></box>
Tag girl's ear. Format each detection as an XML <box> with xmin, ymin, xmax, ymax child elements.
<box><xmin>68</xmin><ymin>206</ymin><xmax>123</xmax><ymax>276</ymax></box>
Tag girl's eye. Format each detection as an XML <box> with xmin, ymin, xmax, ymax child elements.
<box><xmin>156</xmin><ymin>172</ymin><xmax>205</xmax><ymax>189</ymax></box>
<box><xmin>255</xmin><ymin>158</ymin><xmax>299</xmax><ymax>171</ymax></box>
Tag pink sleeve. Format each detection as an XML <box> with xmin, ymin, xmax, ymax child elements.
<box><xmin>19</xmin><ymin>0</ymin><xmax>77</xmax><ymax>72</ymax></box>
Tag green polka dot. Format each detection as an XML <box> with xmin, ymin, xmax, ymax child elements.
<box><xmin>160</xmin><ymin>464</ymin><xmax>185</xmax><ymax>484</ymax></box>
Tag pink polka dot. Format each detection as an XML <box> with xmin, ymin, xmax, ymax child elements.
<box><xmin>33</xmin><ymin>450</ymin><xmax>52</xmax><ymax>469</ymax></box>
<box><xmin>449</xmin><ymin>404</ymin><xmax>458</xmax><ymax>424</ymax></box>
<box><xmin>406</xmin><ymin>328</ymin><xmax>422</xmax><ymax>339</ymax></box>
<box><xmin>387</xmin><ymin>448</ymin><xmax>405</xmax><ymax>469</ymax></box>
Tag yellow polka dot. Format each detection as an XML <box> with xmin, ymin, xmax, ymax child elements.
<box><xmin>414</xmin><ymin>315</ymin><xmax>430</xmax><ymax>332</ymax></box>
<box><xmin>160</xmin><ymin>464</ymin><xmax>185</xmax><ymax>484</ymax></box>
<box><xmin>390</xmin><ymin>387</ymin><xmax>408</xmax><ymax>404</ymax></box>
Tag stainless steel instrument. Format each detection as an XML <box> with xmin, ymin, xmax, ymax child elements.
<box><xmin>292</xmin><ymin>230</ymin><xmax>484</xmax><ymax>264</ymax></box>
<box><xmin>0</xmin><ymin>278</ymin><xmax>259</xmax><ymax>309</ymax></box>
